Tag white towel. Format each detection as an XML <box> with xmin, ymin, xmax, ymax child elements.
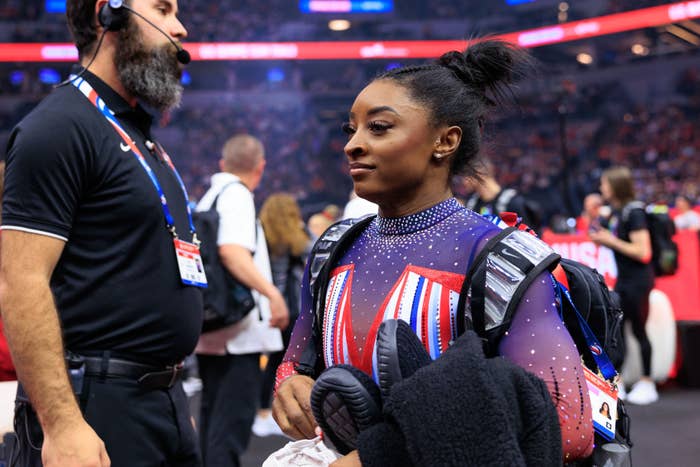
<box><xmin>263</xmin><ymin>436</ymin><xmax>341</xmax><ymax>467</ymax></box>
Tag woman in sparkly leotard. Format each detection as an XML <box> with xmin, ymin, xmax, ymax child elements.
<box><xmin>273</xmin><ymin>40</ymin><xmax>594</xmax><ymax>465</ymax></box>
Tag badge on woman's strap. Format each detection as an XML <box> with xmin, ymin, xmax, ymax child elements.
<box><xmin>583</xmin><ymin>366</ymin><xmax>619</xmax><ymax>441</ymax></box>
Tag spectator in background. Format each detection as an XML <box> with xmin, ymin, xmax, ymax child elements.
<box><xmin>674</xmin><ymin>195</ymin><xmax>700</xmax><ymax>231</ymax></box>
<box><xmin>458</xmin><ymin>161</ymin><xmax>542</xmax><ymax>232</ymax></box>
<box><xmin>307</xmin><ymin>205</ymin><xmax>340</xmax><ymax>240</ymax></box>
<box><xmin>590</xmin><ymin>166</ymin><xmax>657</xmax><ymax>405</ymax></box>
<box><xmin>195</xmin><ymin>135</ymin><xmax>289</xmax><ymax>466</ymax></box>
<box><xmin>577</xmin><ymin>192</ymin><xmax>604</xmax><ymax>233</ymax></box>
<box><xmin>254</xmin><ymin>193</ymin><xmax>311</xmax><ymax>437</ymax></box>
<box><xmin>322</xmin><ymin>204</ymin><xmax>342</xmax><ymax>222</ymax></box>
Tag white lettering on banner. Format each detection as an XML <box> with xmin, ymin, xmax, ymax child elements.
<box><xmin>574</xmin><ymin>22</ymin><xmax>601</xmax><ymax>36</ymax></box>
<box><xmin>517</xmin><ymin>27</ymin><xmax>565</xmax><ymax>47</ymax></box>
<box><xmin>197</xmin><ymin>43</ymin><xmax>298</xmax><ymax>60</ymax></box>
<box><xmin>309</xmin><ymin>1</ymin><xmax>352</xmax><ymax>13</ymax></box>
<box><xmin>41</xmin><ymin>45</ymin><xmax>79</xmax><ymax>60</ymax></box>
<box><xmin>359</xmin><ymin>43</ymin><xmax>409</xmax><ymax>58</ymax></box>
<box><xmin>550</xmin><ymin>242</ymin><xmax>618</xmax><ymax>282</ymax></box>
<box><xmin>669</xmin><ymin>2</ymin><xmax>700</xmax><ymax>21</ymax></box>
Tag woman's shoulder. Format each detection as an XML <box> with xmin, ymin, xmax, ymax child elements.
<box><xmin>451</xmin><ymin>208</ymin><xmax>504</xmax><ymax>241</ymax></box>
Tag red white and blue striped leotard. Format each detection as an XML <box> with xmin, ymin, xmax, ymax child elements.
<box><xmin>278</xmin><ymin>197</ymin><xmax>593</xmax><ymax>460</ymax></box>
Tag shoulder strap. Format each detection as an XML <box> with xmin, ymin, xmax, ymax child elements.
<box><xmin>294</xmin><ymin>214</ymin><xmax>376</xmax><ymax>377</ymax></box>
<box><xmin>458</xmin><ymin>227</ymin><xmax>561</xmax><ymax>356</ymax></box>
<box><xmin>311</xmin><ymin>215</ymin><xmax>376</xmax><ymax>326</ymax></box>
<box><xmin>210</xmin><ymin>180</ymin><xmax>243</xmax><ymax>212</ymax></box>
<box><xmin>211</xmin><ymin>180</ymin><xmax>257</xmax><ymax>253</ymax></box>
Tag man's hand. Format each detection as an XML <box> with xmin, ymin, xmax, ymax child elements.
<box><xmin>272</xmin><ymin>374</ymin><xmax>316</xmax><ymax>439</ymax></box>
<box><xmin>0</xmin><ymin>231</ymin><xmax>109</xmax><ymax>466</ymax></box>
<box><xmin>268</xmin><ymin>289</ymin><xmax>290</xmax><ymax>330</ymax></box>
<box><xmin>42</xmin><ymin>420</ymin><xmax>110</xmax><ymax>467</ymax></box>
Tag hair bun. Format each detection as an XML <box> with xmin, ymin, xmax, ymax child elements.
<box><xmin>438</xmin><ymin>39</ymin><xmax>532</xmax><ymax>101</ymax></box>
<box><xmin>437</xmin><ymin>50</ymin><xmax>474</xmax><ymax>86</ymax></box>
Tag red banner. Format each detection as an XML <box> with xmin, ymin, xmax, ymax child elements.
<box><xmin>542</xmin><ymin>230</ymin><xmax>700</xmax><ymax>322</ymax></box>
<box><xmin>2</xmin><ymin>2</ymin><xmax>700</xmax><ymax>62</ymax></box>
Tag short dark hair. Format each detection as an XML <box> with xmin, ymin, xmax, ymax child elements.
<box><xmin>66</xmin><ymin>0</ymin><xmax>131</xmax><ymax>59</ymax></box>
<box><xmin>375</xmin><ymin>39</ymin><xmax>533</xmax><ymax>180</ymax></box>
<box><xmin>66</xmin><ymin>0</ymin><xmax>98</xmax><ymax>58</ymax></box>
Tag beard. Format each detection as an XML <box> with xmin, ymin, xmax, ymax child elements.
<box><xmin>114</xmin><ymin>21</ymin><xmax>184</xmax><ymax>113</ymax></box>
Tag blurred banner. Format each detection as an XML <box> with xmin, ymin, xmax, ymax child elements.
<box><xmin>5</xmin><ymin>1</ymin><xmax>700</xmax><ymax>62</ymax></box>
<box><xmin>542</xmin><ymin>229</ymin><xmax>700</xmax><ymax>322</ymax></box>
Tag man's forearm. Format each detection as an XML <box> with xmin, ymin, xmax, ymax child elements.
<box><xmin>0</xmin><ymin>276</ymin><xmax>82</xmax><ymax>435</ymax></box>
<box><xmin>219</xmin><ymin>245</ymin><xmax>279</xmax><ymax>298</ymax></box>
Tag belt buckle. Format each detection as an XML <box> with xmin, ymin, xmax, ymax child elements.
<box><xmin>136</xmin><ymin>361</ymin><xmax>184</xmax><ymax>389</ymax></box>
<box><xmin>166</xmin><ymin>362</ymin><xmax>184</xmax><ymax>388</ymax></box>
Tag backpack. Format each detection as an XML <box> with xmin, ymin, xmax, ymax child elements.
<box><xmin>193</xmin><ymin>182</ymin><xmax>255</xmax><ymax>332</ymax></box>
<box><xmin>456</xmin><ymin>225</ymin><xmax>624</xmax><ymax>370</ymax></box>
<box><xmin>623</xmin><ymin>202</ymin><xmax>678</xmax><ymax>277</ymax></box>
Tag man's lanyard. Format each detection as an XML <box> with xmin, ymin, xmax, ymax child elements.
<box><xmin>70</xmin><ymin>76</ymin><xmax>197</xmax><ymax>243</ymax></box>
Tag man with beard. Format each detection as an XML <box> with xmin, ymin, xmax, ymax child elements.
<box><xmin>0</xmin><ymin>1</ymin><xmax>202</xmax><ymax>466</ymax></box>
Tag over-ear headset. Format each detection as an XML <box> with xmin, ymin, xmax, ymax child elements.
<box><xmin>98</xmin><ymin>0</ymin><xmax>129</xmax><ymax>32</ymax></box>
<box><xmin>96</xmin><ymin>0</ymin><xmax>191</xmax><ymax>64</ymax></box>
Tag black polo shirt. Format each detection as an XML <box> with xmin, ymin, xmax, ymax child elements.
<box><xmin>2</xmin><ymin>71</ymin><xmax>203</xmax><ymax>365</ymax></box>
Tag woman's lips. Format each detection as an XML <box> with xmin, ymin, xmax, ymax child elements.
<box><xmin>349</xmin><ymin>162</ymin><xmax>375</xmax><ymax>176</ymax></box>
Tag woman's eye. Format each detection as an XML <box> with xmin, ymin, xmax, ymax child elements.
<box><xmin>368</xmin><ymin>122</ymin><xmax>391</xmax><ymax>133</ymax></box>
<box><xmin>341</xmin><ymin>122</ymin><xmax>356</xmax><ymax>135</ymax></box>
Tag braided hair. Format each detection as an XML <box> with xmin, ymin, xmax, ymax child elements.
<box><xmin>375</xmin><ymin>39</ymin><xmax>533</xmax><ymax>180</ymax></box>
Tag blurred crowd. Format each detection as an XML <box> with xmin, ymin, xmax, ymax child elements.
<box><xmin>1</xmin><ymin>59</ymin><xmax>699</xmax><ymax>225</ymax></box>
<box><xmin>161</xmin><ymin>103</ymin><xmax>352</xmax><ymax>213</ymax></box>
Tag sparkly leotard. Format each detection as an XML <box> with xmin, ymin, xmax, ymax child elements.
<box><xmin>279</xmin><ymin>198</ymin><xmax>593</xmax><ymax>460</ymax></box>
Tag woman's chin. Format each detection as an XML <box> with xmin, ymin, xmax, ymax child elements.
<box><xmin>352</xmin><ymin>186</ymin><xmax>378</xmax><ymax>204</ymax></box>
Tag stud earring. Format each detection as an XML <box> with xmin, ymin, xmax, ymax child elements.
<box><xmin>433</xmin><ymin>153</ymin><xmax>444</xmax><ymax>159</ymax></box>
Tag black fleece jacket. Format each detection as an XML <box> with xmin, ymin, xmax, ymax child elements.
<box><xmin>357</xmin><ymin>331</ymin><xmax>562</xmax><ymax>467</ymax></box>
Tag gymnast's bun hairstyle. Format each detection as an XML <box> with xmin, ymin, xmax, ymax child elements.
<box><xmin>376</xmin><ymin>39</ymin><xmax>533</xmax><ymax>179</ymax></box>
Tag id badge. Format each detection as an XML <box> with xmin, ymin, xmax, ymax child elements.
<box><xmin>173</xmin><ymin>238</ymin><xmax>208</xmax><ymax>288</ymax></box>
<box><xmin>583</xmin><ymin>366</ymin><xmax>618</xmax><ymax>441</ymax></box>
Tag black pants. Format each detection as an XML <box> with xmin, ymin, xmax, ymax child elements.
<box><xmin>197</xmin><ymin>353</ymin><xmax>261</xmax><ymax>467</ymax></box>
<box><xmin>616</xmin><ymin>281</ymin><xmax>653</xmax><ymax>376</ymax></box>
<box><xmin>11</xmin><ymin>376</ymin><xmax>201</xmax><ymax>467</ymax></box>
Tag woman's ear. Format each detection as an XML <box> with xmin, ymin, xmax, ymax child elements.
<box><xmin>435</xmin><ymin>126</ymin><xmax>462</xmax><ymax>158</ymax></box>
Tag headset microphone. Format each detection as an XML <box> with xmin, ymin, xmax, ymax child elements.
<box><xmin>100</xmin><ymin>0</ymin><xmax>191</xmax><ymax>64</ymax></box>
<box><xmin>175</xmin><ymin>48</ymin><xmax>191</xmax><ymax>65</ymax></box>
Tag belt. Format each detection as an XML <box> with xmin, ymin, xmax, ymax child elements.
<box><xmin>82</xmin><ymin>356</ymin><xmax>185</xmax><ymax>390</ymax></box>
